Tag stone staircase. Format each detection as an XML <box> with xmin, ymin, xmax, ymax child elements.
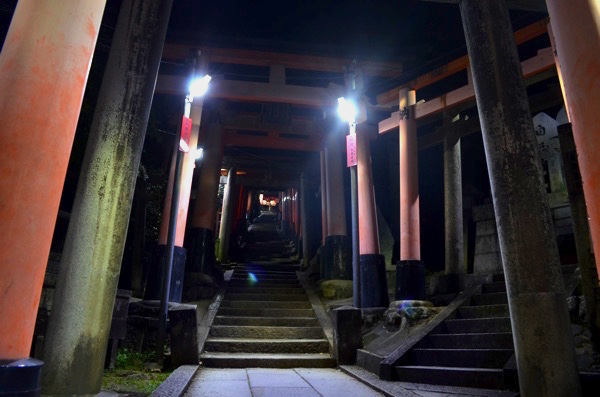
<box><xmin>392</xmin><ymin>264</ymin><xmax>579</xmax><ymax>389</ymax></box>
<box><xmin>200</xmin><ymin>257</ymin><xmax>335</xmax><ymax>368</ymax></box>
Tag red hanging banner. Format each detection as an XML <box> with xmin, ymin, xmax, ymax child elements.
<box><xmin>179</xmin><ymin>115</ymin><xmax>192</xmax><ymax>152</ymax></box>
<box><xmin>346</xmin><ymin>134</ymin><xmax>357</xmax><ymax>167</ymax></box>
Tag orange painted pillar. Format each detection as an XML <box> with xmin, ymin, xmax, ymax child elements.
<box><xmin>399</xmin><ymin>88</ymin><xmax>420</xmax><ymax>261</ymax></box>
<box><xmin>545</xmin><ymin>0</ymin><xmax>600</xmax><ymax>273</ymax></box>
<box><xmin>357</xmin><ymin>128</ymin><xmax>389</xmax><ymax>307</ymax></box>
<box><xmin>158</xmin><ymin>59</ymin><xmax>206</xmax><ymax>247</ymax></box>
<box><xmin>357</xmin><ymin>130</ymin><xmax>380</xmax><ymax>255</ymax></box>
<box><xmin>0</xmin><ymin>0</ymin><xmax>105</xmax><ymax>367</ymax></box>
<box><xmin>186</xmin><ymin>114</ymin><xmax>224</xmax><ymax>278</ymax></box>
<box><xmin>320</xmin><ymin>151</ymin><xmax>328</xmax><ymax>245</ymax></box>
<box><xmin>396</xmin><ymin>88</ymin><xmax>425</xmax><ymax>300</ymax></box>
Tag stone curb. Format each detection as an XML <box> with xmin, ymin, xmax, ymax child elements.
<box><xmin>150</xmin><ymin>365</ymin><xmax>198</xmax><ymax>397</ymax></box>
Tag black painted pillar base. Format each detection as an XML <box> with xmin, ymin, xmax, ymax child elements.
<box><xmin>395</xmin><ymin>260</ymin><xmax>426</xmax><ymax>300</ymax></box>
<box><xmin>144</xmin><ymin>244</ymin><xmax>186</xmax><ymax>303</ymax></box>
<box><xmin>323</xmin><ymin>235</ymin><xmax>351</xmax><ymax>280</ymax></box>
<box><xmin>359</xmin><ymin>254</ymin><xmax>389</xmax><ymax>308</ymax></box>
<box><xmin>0</xmin><ymin>358</ymin><xmax>43</xmax><ymax>396</ymax></box>
<box><xmin>185</xmin><ymin>227</ymin><xmax>215</xmax><ymax>274</ymax></box>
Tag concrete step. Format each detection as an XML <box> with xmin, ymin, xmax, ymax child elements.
<box><xmin>233</xmin><ymin>272</ymin><xmax>298</xmax><ymax>279</ymax></box>
<box><xmin>203</xmin><ymin>338</ymin><xmax>330</xmax><ymax>353</ymax></box>
<box><xmin>235</xmin><ymin>269</ymin><xmax>298</xmax><ymax>275</ymax></box>
<box><xmin>408</xmin><ymin>348</ymin><xmax>514</xmax><ymax>368</ymax></box>
<box><xmin>419</xmin><ymin>333</ymin><xmax>514</xmax><ymax>349</ymax></box>
<box><xmin>217</xmin><ymin>307</ymin><xmax>315</xmax><ymax>317</ymax></box>
<box><xmin>482</xmin><ymin>282</ymin><xmax>507</xmax><ymax>294</ymax></box>
<box><xmin>219</xmin><ymin>300</ymin><xmax>312</xmax><ymax>309</ymax></box>
<box><xmin>226</xmin><ymin>286</ymin><xmax>304</xmax><ymax>294</ymax></box>
<box><xmin>200</xmin><ymin>352</ymin><xmax>335</xmax><ymax>368</ymax></box>
<box><xmin>393</xmin><ymin>365</ymin><xmax>505</xmax><ymax>389</ymax></box>
<box><xmin>210</xmin><ymin>325</ymin><xmax>324</xmax><ymax>339</ymax></box>
<box><xmin>224</xmin><ymin>293</ymin><xmax>307</xmax><ymax>301</ymax></box>
<box><xmin>458</xmin><ymin>304</ymin><xmax>509</xmax><ymax>319</ymax></box>
<box><xmin>472</xmin><ymin>292</ymin><xmax>508</xmax><ymax>306</ymax></box>
<box><xmin>213</xmin><ymin>316</ymin><xmax>319</xmax><ymax>327</ymax></box>
<box><xmin>229</xmin><ymin>278</ymin><xmax>300</xmax><ymax>285</ymax></box>
<box><xmin>436</xmin><ymin>317</ymin><xmax>512</xmax><ymax>334</ymax></box>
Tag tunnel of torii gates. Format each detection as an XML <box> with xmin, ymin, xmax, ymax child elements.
<box><xmin>0</xmin><ymin>0</ymin><xmax>599</xmax><ymax>395</ymax></box>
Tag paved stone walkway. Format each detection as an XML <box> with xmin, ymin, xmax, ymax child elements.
<box><xmin>183</xmin><ymin>367</ymin><xmax>384</xmax><ymax>397</ymax></box>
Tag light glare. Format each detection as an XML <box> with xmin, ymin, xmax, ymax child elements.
<box><xmin>189</xmin><ymin>75</ymin><xmax>212</xmax><ymax>98</ymax></box>
<box><xmin>337</xmin><ymin>97</ymin><xmax>356</xmax><ymax>123</ymax></box>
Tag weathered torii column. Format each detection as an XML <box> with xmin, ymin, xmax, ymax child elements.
<box><xmin>396</xmin><ymin>88</ymin><xmax>425</xmax><ymax>300</ymax></box>
<box><xmin>186</xmin><ymin>112</ymin><xmax>224</xmax><ymax>278</ymax></box>
<box><xmin>0</xmin><ymin>0</ymin><xmax>105</xmax><ymax>393</ymax></box>
<box><xmin>544</xmin><ymin>0</ymin><xmax>600</xmax><ymax>280</ymax></box>
<box><xmin>357</xmin><ymin>130</ymin><xmax>389</xmax><ymax>307</ymax></box>
<box><xmin>324</xmin><ymin>134</ymin><xmax>351</xmax><ymax>280</ymax></box>
<box><xmin>444</xmin><ymin>122</ymin><xmax>464</xmax><ymax>275</ymax></box>
<box><xmin>320</xmin><ymin>151</ymin><xmax>329</xmax><ymax>245</ymax></box>
<box><xmin>218</xmin><ymin>168</ymin><xmax>237</xmax><ymax>263</ymax></box>
<box><xmin>41</xmin><ymin>1</ymin><xmax>173</xmax><ymax>394</ymax></box>
<box><xmin>460</xmin><ymin>0</ymin><xmax>580</xmax><ymax>394</ymax></box>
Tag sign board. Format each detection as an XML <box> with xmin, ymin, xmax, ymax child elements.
<box><xmin>179</xmin><ymin>116</ymin><xmax>193</xmax><ymax>152</ymax></box>
<box><xmin>346</xmin><ymin>134</ymin><xmax>357</xmax><ymax>167</ymax></box>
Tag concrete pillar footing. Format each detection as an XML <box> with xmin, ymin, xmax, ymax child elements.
<box><xmin>145</xmin><ymin>245</ymin><xmax>186</xmax><ymax>303</ymax></box>
<box><xmin>0</xmin><ymin>357</ymin><xmax>43</xmax><ymax>396</ymax></box>
<box><xmin>359</xmin><ymin>254</ymin><xmax>389</xmax><ymax>308</ymax></box>
<box><xmin>395</xmin><ymin>260</ymin><xmax>426</xmax><ymax>300</ymax></box>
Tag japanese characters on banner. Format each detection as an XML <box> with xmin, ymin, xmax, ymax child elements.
<box><xmin>346</xmin><ymin>133</ymin><xmax>357</xmax><ymax>167</ymax></box>
<box><xmin>179</xmin><ymin>115</ymin><xmax>193</xmax><ymax>152</ymax></box>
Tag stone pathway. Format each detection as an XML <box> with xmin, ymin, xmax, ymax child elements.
<box><xmin>183</xmin><ymin>367</ymin><xmax>384</xmax><ymax>397</ymax></box>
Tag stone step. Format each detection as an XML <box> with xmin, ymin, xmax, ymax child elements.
<box><xmin>200</xmin><ymin>352</ymin><xmax>335</xmax><ymax>368</ymax></box>
<box><xmin>203</xmin><ymin>338</ymin><xmax>330</xmax><ymax>353</ymax></box>
<box><xmin>472</xmin><ymin>292</ymin><xmax>508</xmax><ymax>306</ymax></box>
<box><xmin>418</xmin><ymin>332</ymin><xmax>514</xmax><ymax>349</ymax></box>
<box><xmin>408</xmin><ymin>348</ymin><xmax>514</xmax><ymax>368</ymax></box>
<box><xmin>235</xmin><ymin>268</ymin><xmax>298</xmax><ymax>275</ymax></box>
<box><xmin>233</xmin><ymin>268</ymin><xmax>296</xmax><ymax>278</ymax></box>
<box><xmin>219</xmin><ymin>300</ymin><xmax>312</xmax><ymax>309</ymax></box>
<box><xmin>393</xmin><ymin>365</ymin><xmax>505</xmax><ymax>389</ymax></box>
<box><xmin>209</xmin><ymin>325</ymin><xmax>324</xmax><ymax>339</ymax></box>
<box><xmin>458</xmin><ymin>304</ymin><xmax>509</xmax><ymax>319</ymax></box>
<box><xmin>229</xmin><ymin>278</ymin><xmax>300</xmax><ymax>285</ymax></box>
<box><xmin>224</xmin><ymin>293</ymin><xmax>307</xmax><ymax>301</ymax></box>
<box><xmin>217</xmin><ymin>307</ymin><xmax>315</xmax><ymax>317</ymax></box>
<box><xmin>226</xmin><ymin>286</ymin><xmax>304</xmax><ymax>294</ymax></box>
<box><xmin>213</xmin><ymin>316</ymin><xmax>319</xmax><ymax>327</ymax></box>
<box><xmin>436</xmin><ymin>317</ymin><xmax>512</xmax><ymax>334</ymax></box>
<box><xmin>481</xmin><ymin>282</ymin><xmax>507</xmax><ymax>294</ymax></box>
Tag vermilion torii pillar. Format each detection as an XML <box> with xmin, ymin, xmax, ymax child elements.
<box><xmin>460</xmin><ymin>0</ymin><xmax>580</xmax><ymax>394</ymax></box>
<box><xmin>146</xmin><ymin>57</ymin><xmax>205</xmax><ymax>302</ymax></box>
<box><xmin>324</xmin><ymin>136</ymin><xmax>351</xmax><ymax>280</ymax></box>
<box><xmin>545</xmin><ymin>0</ymin><xmax>600</xmax><ymax>279</ymax></box>
<box><xmin>357</xmin><ymin>130</ymin><xmax>389</xmax><ymax>307</ymax></box>
<box><xmin>0</xmin><ymin>0</ymin><xmax>105</xmax><ymax>393</ymax></box>
<box><xmin>396</xmin><ymin>88</ymin><xmax>425</xmax><ymax>300</ymax></box>
<box><xmin>186</xmin><ymin>112</ymin><xmax>224</xmax><ymax>281</ymax></box>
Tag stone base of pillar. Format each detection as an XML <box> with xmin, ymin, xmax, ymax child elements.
<box><xmin>185</xmin><ymin>227</ymin><xmax>215</xmax><ymax>274</ymax></box>
<box><xmin>395</xmin><ymin>260</ymin><xmax>426</xmax><ymax>300</ymax></box>
<box><xmin>359</xmin><ymin>254</ymin><xmax>389</xmax><ymax>308</ymax></box>
<box><xmin>323</xmin><ymin>235</ymin><xmax>351</xmax><ymax>280</ymax></box>
<box><xmin>144</xmin><ymin>245</ymin><xmax>187</xmax><ymax>303</ymax></box>
<box><xmin>428</xmin><ymin>273</ymin><xmax>492</xmax><ymax>295</ymax></box>
<box><xmin>0</xmin><ymin>357</ymin><xmax>43</xmax><ymax>396</ymax></box>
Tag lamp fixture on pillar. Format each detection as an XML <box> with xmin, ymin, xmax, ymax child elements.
<box><xmin>156</xmin><ymin>73</ymin><xmax>211</xmax><ymax>365</ymax></box>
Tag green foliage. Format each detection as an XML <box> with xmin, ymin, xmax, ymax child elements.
<box><xmin>102</xmin><ymin>348</ymin><xmax>170</xmax><ymax>396</ymax></box>
<box><xmin>114</xmin><ymin>348</ymin><xmax>155</xmax><ymax>370</ymax></box>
